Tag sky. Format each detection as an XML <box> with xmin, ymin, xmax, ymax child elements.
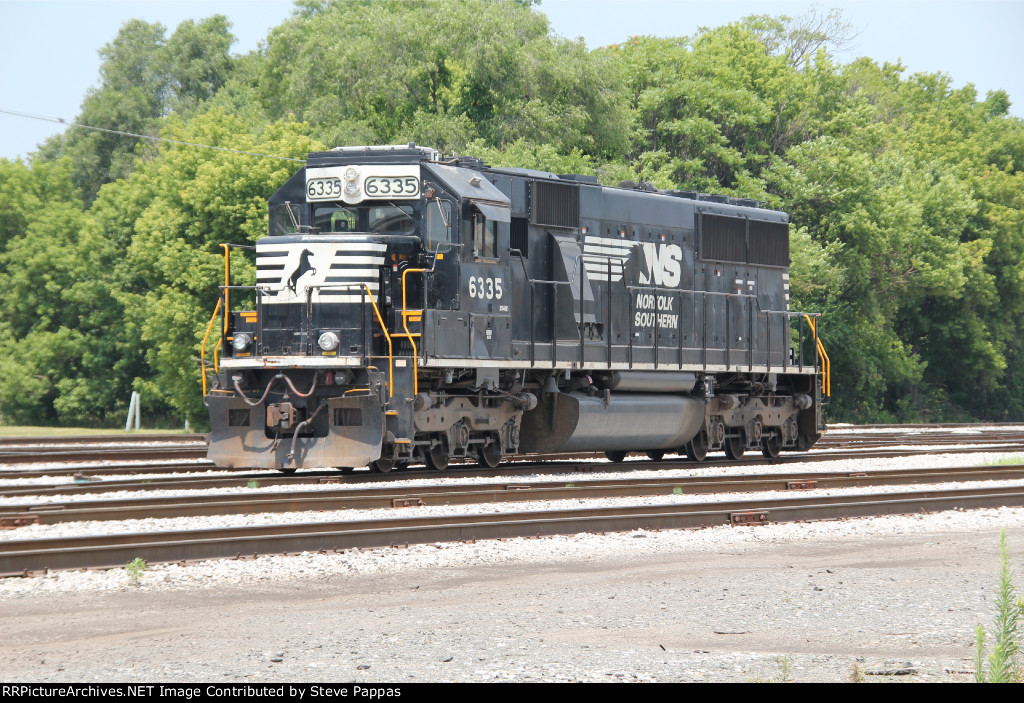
<box><xmin>1</xmin><ymin>0</ymin><xmax>1022</xmax><ymax>161</ymax></box>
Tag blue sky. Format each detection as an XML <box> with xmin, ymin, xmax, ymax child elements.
<box><xmin>1</xmin><ymin>0</ymin><xmax>1022</xmax><ymax>160</ymax></box>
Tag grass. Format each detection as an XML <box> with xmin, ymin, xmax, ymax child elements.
<box><xmin>0</xmin><ymin>426</ymin><xmax>194</xmax><ymax>438</ymax></box>
<box><xmin>985</xmin><ymin>455</ymin><xmax>1024</xmax><ymax>466</ymax></box>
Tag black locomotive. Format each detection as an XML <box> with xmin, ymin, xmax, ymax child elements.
<box><xmin>204</xmin><ymin>144</ymin><xmax>827</xmax><ymax>472</ymax></box>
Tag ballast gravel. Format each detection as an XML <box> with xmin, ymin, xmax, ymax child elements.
<box><xmin>3</xmin><ymin>448</ymin><xmax>1024</xmax><ymax>682</ymax></box>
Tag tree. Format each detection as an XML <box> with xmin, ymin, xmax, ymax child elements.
<box><xmin>37</xmin><ymin>16</ymin><xmax>237</xmax><ymax>202</ymax></box>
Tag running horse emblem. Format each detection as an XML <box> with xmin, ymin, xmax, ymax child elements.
<box><xmin>287</xmin><ymin>249</ymin><xmax>317</xmax><ymax>294</ymax></box>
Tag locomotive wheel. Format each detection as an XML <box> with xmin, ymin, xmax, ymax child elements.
<box><xmin>685</xmin><ymin>432</ymin><xmax>709</xmax><ymax>462</ymax></box>
<box><xmin>477</xmin><ymin>441</ymin><xmax>502</xmax><ymax>469</ymax></box>
<box><xmin>425</xmin><ymin>438</ymin><xmax>450</xmax><ymax>471</ymax></box>
<box><xmin>605</xmin><ymin>450</ymin><xmax>627</xmax><ymax>463</ymax></box>
<box><xmin>370</xmin><ymin>457</ymin><xmax>395</xmax><ymax>473</ymax></box>
<box><xmin>761</xmin><ymin>435</ymin><xmax>782</xmax><ymax>460</ymax></box>
<box><xmin>646</xmin><ymin>450</ymin><xmax>665</xmax><ymax>461</ymax></box>
<box><xmin>724</xmin><ymin>434</ymin><xmax>745</xmax><ymax>460</ymax></box>
<box><xmin>335</xmin><ymin>466</ymin><xmax>355</xmax><ymax>475</ymax></box>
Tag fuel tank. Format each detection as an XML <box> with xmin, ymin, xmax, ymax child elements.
<box><xmin>518</xmin><ymin>391</ymin><xmax>706</xmax><ymax>453</ymax></box>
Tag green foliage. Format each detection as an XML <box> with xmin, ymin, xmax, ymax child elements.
<box><xmin>255</xmin><ymin>0</ymin><xmax>629</xmax><ymax>161</ymax></box>
<box><xmin>2</xmin><ymin>2</ymin><xmax>1024</xmax><ymax>427</ymax></box>
<box><xmin>124</xmin><ymin>557</ymin><xmax>147</xmax><ymax>586</ymax></box>
<box><xmin>100</xmin><ymin>111</ymin><xmax>321</xmax><ymax>422</ymax></box>
<box><xmin>37</xmin><ymin>15</ymin><xmax>237</xmax><ymax>202</ymax></box>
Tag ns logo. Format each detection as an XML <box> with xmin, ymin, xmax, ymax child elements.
<box><xmin>623</xmin><ymin>242</ymin><xmax>683</xmax><ymax>288</ymax></box>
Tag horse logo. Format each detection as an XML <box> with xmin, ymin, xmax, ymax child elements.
<box><xmin>287</xmin><ymin>249</ymin><xmax>317</xmax><ymax>294</ymax></box>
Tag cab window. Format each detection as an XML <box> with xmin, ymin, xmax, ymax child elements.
<box><xmin>473</xmin><ymin>213</ymin><xmax>497</xmax><ymax>259</ymax></box>
<box><xmin>313</xmin><ymin>205</ymin><xmax>357</xmax><ymax>232</ymax></box>
<box><xmin>425</xmin><ymin>200</ymin><xmax>452</xmax><ymax>251</ymax></box>
<box><xmin>368</xmin><ymin>205</ymin><xmax>415</xmax><ymax>234</ymax></box>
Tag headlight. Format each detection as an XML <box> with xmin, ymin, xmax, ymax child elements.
<box><xmin>344</xmin><ymin>167</ymin><xmax>359</xmax><ymax>182</ymax></box>
<box><xmin>318</xmin><ymin>331</ymin><xmax>340</xmax><ymax>351</ymax></box>
<box><xmin>344</xmin><ymin>181</ymin><xmax>359</xmax><ymax>197</ymax></box>
<box><xmin>232</xmin><ymin>333</ymin><xmax>252</xmax><ymax>352</ymax></box>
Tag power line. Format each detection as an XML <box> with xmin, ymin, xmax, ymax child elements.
<box><xmin>0</xmin><ymin>108</ymin><xmax>305</xmax><ymax>163</ymax></box>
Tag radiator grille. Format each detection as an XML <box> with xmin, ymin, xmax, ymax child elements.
<box><xmin>748</xmin><ymin>220</ymin><xmax>790</xmax><ymax>267</ymax></box>
<box><xmin>700</xmin><ymin>214</ymin><xmax>789</xmax><ymax>267</ymax></box>
<box><xmin>701</xmin><ymin>215</ymin><xmax>746</xmax><ymax>263</ymax></box>
<box><xmin>531</xmin><ymin>181</ymin><xmax>580</xmax><ymax>229</ymax></box>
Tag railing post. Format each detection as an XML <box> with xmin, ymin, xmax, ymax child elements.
<box><xmin>725</xmin><ymin>295</ymin><xmax>731</xmax><ymax>371</ymax></box>
<box><xmin>701</xmin><ymin>292</ymin><xmax>707</xmax><ymax>372</ymax></box>
<box><xmin>748</xmin><ymin>296</ymin><xmax>753</xmax><ymax>372</ymax></box>
<box><xmin>579</xmin><ymin>272</ymin><xmax>585</xmax><ymax>366</ymax></box>
<box><xmin>552</xmin><ymin>283</ymin><xmax>558</xmax><ymax>368</ymax></box>
<box><xmin>606</xmin><ymin>259</ymin><xmax>612</xmax><ymax>369</ymax></box>
<box><xmin>677</xmin><ymin>289</ymin><xmax>683</xmax><ymax>369</ymax></box>
<box><xmin>628</xmin><ymin>286</ymin><xmax>634</xmax><ymax>369</ymax></box>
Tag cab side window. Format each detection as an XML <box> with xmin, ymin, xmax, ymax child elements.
<box><xmin>473</xmin><ymin>213</ymin><xmax>497</xmax><ymax>259</ymax></box>
<box><xmin>425</xmin><ymin>200</ymin><xmax>452</xmax><ymax>251</ymax></box>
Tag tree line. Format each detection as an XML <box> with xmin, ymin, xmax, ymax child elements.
<box><xmin>1</xmin><ymin>0</ymin><xmax>1021</xmax><ymax>427</ymax></box>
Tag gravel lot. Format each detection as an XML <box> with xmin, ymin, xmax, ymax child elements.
<box><xmin>3</xmin><ymin>447</ymin><xmax>1024</xmax><ymax>682</ymax></box>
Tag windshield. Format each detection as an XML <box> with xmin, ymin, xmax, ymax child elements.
<box><xmin>313</xmin><ymin>203</ymin><xmax>415</xmax><ymax>234</ymax></box>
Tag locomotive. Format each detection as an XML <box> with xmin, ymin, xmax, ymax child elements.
<box><xmin>203</xmin><ymin>144</ymin><xmax>827</xmax><ymax>473</ymax></box>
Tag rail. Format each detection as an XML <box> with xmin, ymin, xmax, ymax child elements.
<box><xmin>804</xmin><ymin>314</ymin><xmax>831</xmax><ymax>398</ymax></box>
<box><xmin>200</xmin><ymin>297</ymin><xmax>222</xmax><ymax>397</ymax></box>
<box><xmin>200</xmin><ymin>282</ymin><xmax>397</xmax><ymax>402</ymax></box>
<box><xmin>510</xmin><ymin>249</ymin><xmax>584</xmax><ymax>367</ymax></box>
<box><xmin>203</xmin><ymin>241</ymin><xmax>827</xmax><ymax>402</ymax></box>
<box><xmin>510</xmin><ymin>248</ymin><xmax>823</xmax><ymax>377</ymax></box>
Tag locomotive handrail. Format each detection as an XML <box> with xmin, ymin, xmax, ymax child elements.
<box><xmin>302</xmin><ymin>281</ymin><xmax>394</xmax><ymax>399</ymax></box>
<box><xmin>207</xmin><ymin>282</ymin><xmax>393</xmax><ymax>397</ymax></box>
<box><xmin>390</xmin><ymin>241</ymin><xmax>463</xmax><ymax>396</ymax></box>
<box><xmin>363</xmin><ymin>284</ymin><xmax>394</xmax><ymax>399</ymax></box>
<box><xmin>510</xmin><ymin>249</ymin><xmax>821</xmax><ymax>375</ymax></box>
<box><xmin>395</xmin><ymin>267</ymin><xmax>428</xmax><ymax>395</ymax></box>
<box><xmin>218</xmin><ymin>243</ymin><xmax>257</xmax><ymax>337</ymax></box>
<box><xmin>509</xmin><ymin>248</ymin><xmax>583</xmax><ymax>367</ymax></box>
<box><xmin>803</xmin><ymin>314</ymin><xmax>831</xmax><ymax>398</ymax></box>
<box><xmin>621</xmin><ymin>283</ymin><xmax>820</xmax><ymax>373</ymax></box>
<box><xmin>200</xmin><ymin>297</ymin><xmax>222</xmax><ymax>397</ymax></box>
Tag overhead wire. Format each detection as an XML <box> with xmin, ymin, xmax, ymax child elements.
<box><xmin>0</xmin><ymin>107</ymin><xmax>305</xmax><ymax>163</ymax></box>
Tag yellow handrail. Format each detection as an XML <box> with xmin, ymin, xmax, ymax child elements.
<box><xmin>363</xmin><ymin>284</ymin><xmax>394</xmax><ymax>399</ymax></box>
<box><xmin>200</xmin><ymin>297</ymin><xmax>222</xmax><ymax>397</ymax></box>
<box><xmin>802</xmin><ymin>314</ymin><xmax>831</xmax><ymax>397</ymax></box>
<box><xmin>390</xmin><ymin>267</ymin><xmax>427</xmax><ymax>395</ymax></box>
<box><xmin>221</xmin><ymin>244</ymin><xmax>230</xmax><ymax>335</ymax></box>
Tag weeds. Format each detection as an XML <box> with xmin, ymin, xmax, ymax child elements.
<box><xmin>124</xmin><ymin>557</ymin><xmax>147</xmax><ymax>586</ymax></box>
<box><xmin>774</xmin><ymin>655</ymin><xmax>794</xmax><ymax>683</ymax></box>
<box><xmin>848</xmin><ymin>663</ymin><xmax>865</xmax><ymax>683</ymax></box>
<box><xmin>975</xmin><ymin>529</ymin><xmax>1023</xmax><ymax>682</ymax></box>
<box><xmin>747</xmin><ymin>655</ymin><xmax>795</xmax><ymax>683</ymax></box>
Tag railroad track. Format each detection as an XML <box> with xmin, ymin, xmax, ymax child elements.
<box><xmin>3</xmin><ymin>422</ymin><xmax>1024</xmax><ymax>576</ymax></box>
<box><xmin>0</xmin><ymin>445</ymin><xmax>206</xmax><ymax>466</ymax></box>
<box><xmin>1</xmin><ymin>425</ymin><xmax>1023</xmax><ymax>469</ymax></box>
<box><xmin>0</xmin><ymin>433</ymin><xmax>206</xmax><ymax>446</ymax></box>
<box><xmin>3</xmin><ymin>436</ymin><xmax>1024</xmax><ymax>484</ymax></box>
<box><xmin>5</xmin><ymin>464</ymin><xmax>1024</xmax><ymax>526</ymax></box>
<box><xmin>3</xmin><ymin>477</ymin><xmax>1024</xmax><ymax>577</ymax></box>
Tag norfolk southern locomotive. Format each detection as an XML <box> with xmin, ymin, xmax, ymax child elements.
<box><xmin>204</xmin><ymin>144</ymin><xmax>827</xmax><ymax>472</ymax></box>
